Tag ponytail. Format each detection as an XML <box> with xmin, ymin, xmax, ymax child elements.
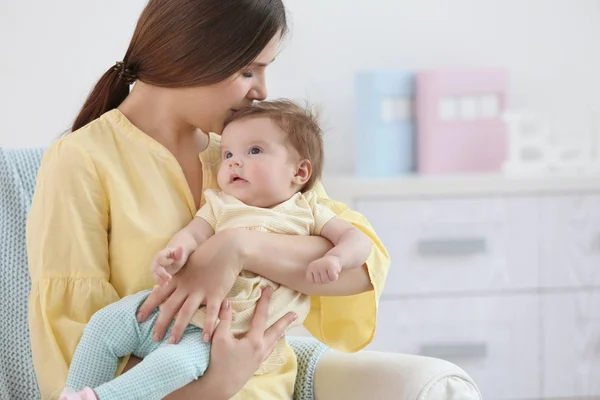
<box><xmin>70</xmin><ymin>63</ymin><xmax>134</xmax><ymax>132</ymax></box>
<box><xmin>69</xmin><ymin>0</ymin><xmax>287</xmax><ymax>133</ymax></box>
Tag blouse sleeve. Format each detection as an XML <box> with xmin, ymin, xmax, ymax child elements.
<box><xmin>302</xmin><ymin>181</ymin><xmax>390</xmax><ymax>353</ymax></box>
<box><xmin>27</xmin><ymin>140</ymin><xmax>121</xmax><ymax>399</ymax></box>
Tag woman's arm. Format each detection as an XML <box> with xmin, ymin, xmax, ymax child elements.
<box><xmin>241</xmin><ymin>184</ymin><xmax>390</xmax><ymax>353</ymax></box>
<box><xmin>239</xmin><ymin>230</ymin><xmax>373</xmax><ymax>296</ymax></box>
<box><xmin>247</xmin><ymin>181</ymin><xmax>389</xmax><ymax>297</ymax></box>
<box><xmin>27</xmin><ymin>141</ymin><xmax>122</xmax><ymax>398</ymax></box>
<box><xmin>29</xmin><ymin>143</ymin><xmax>229</xmax><ymax>399</ymax></box>
<box><xmin>239</xmin><ymin>182</ymin><xmax>389</xmax><ymax>296</ymax></box>
<box><xmin>141</xmin><ymin>182</ymin><xmax>389</xmax><ymax>348</ymax></box>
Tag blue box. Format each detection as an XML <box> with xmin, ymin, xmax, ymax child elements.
<box><xmin>355</xmin><ymin>70</ymin><xmax>416</xmax><ymax>177</ymax></box>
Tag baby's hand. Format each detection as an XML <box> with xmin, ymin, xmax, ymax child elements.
<box><xmin>151</xmin><ymin>246</ymin><xmax>185</xmax><ymax>287</ymax></box>
<box><xmin>306</xmin><ymin>255</ymin><xmax>342</xmax><ymax>284</ymax></box>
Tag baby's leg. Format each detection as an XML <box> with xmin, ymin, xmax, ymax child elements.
<box><xmin>66</xmin><ymin>290</ymin><xmax>155</xmax><ymax>391</ymax></box>
<box><xmin>93</xmin><ymin>326</ymin><xmax>210</xmax><ymax>400</ymax></box>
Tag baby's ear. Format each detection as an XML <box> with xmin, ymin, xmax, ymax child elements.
<box><xmin>293</xmin><ymin>159</ymin><xmax>312</xmax><ymax>186</ymax></box>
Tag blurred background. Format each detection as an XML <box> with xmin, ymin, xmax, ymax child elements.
<box><xmin>1</xmin><ymin>0</ymin><xmax>599</xmax><ymax>173</ymax></box>
<box><xmin>1</xmin><ymin>1</ymin><xmax>599</xmax><ymax>399</ymax></box>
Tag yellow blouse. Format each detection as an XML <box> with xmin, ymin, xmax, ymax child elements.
<box><xmin>27</xmin><ymin>109</ymin><xmax>390</xmax><ymax>399</ymax></box>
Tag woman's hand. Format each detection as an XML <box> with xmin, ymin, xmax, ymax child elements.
<box><xmin>137</xmin><ymin>229</ymin><xmax>246</xmax><ymax>344</ymax></box>
<box><xmin>134</xmin><ymin>287</ymin><xmax>297</xmax><ymax>400</ymax></box>
<box><xmin>204</xmin><ymin>287</ymin><xmax>298</xmax><ymax>399</ymax></box>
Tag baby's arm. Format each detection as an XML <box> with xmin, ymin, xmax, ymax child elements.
<box><xmin>152</xmin><ymin>217</ymin><xmax>214</xmax><ymax>286</ymax></box>
<box><xmin>306</xmin><ymin>217</ymin><xmax>372</xmax><ymax>284</ymax></box>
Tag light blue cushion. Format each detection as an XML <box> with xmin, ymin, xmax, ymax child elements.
<box><xmin>0</xmin><ymin>148</ymin><xmax>44</xmax><ymax>400</ymax></box>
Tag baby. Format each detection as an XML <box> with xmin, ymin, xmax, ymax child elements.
<box><xmin>61</xmin><ymin>99</ymin><xmax>373</xmax><ymax>400</ymax></box>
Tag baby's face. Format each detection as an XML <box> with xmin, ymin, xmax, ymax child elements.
<box><xmin>218</xmin><ymin>116</ymin><xmax>300</xmax><ymax>208</ymax></box>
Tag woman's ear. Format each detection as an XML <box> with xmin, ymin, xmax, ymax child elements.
<box><xmin>293</xmin><ymin>159</ymin><xmax>312</xmax><ymax>186</ymax></box>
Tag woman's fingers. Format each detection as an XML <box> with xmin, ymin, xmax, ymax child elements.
<box><xmin>137</xmin><ymin>284</ymin><xmax>175</xmax><ymax>322</ymax></box>
<box><xmin>151</xmin><ymin>271</ymin><xmax>163</xmax><ymax>287</ymax></box>
<box><xmin>152</xmin><ymin>290</ymin><xmax>187</xmax><ymax>342</ymax></box>
<box><xmin>169</xmin><ymin>294</ymin><xmax>202</xmax><ymax>344</ymax></box>
<box><xmin>155</xmin><ymin>268</ymin><xmax>172</xmax><ymax>286</ymax></box>
<box><xmin>263</xmin><ymin>311</ymin><xmax>297</xmax><ymax>352</ymax></box>
<box><xmin>212</xmin><ymin>299</ymin><xmax>232</xmax><ymax>340</ymax></box>
<box><xmin>247</xmin><ymin>287</ymin><xmax>272</xmax><ymax>342</ymax></box>
<box><xmin>202</xmin><ymin>299</ymin><xmax>222</xmax><ymax>342</ymax></box>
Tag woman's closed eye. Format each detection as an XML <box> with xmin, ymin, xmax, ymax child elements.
<box><xmin>242</xmin><ymin>71</ymin><xmax>254</xmax><ymax>78</ymax></box>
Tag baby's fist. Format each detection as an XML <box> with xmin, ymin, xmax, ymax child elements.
<box><xmin>306</xmin><ymin>255</ymin><xmax>342</xmax><ymax>284</ymax></box>
<box><xmin>151</xmin><ymin>246</ymin><xmax>184</xmax><ymax>286</ymax></box>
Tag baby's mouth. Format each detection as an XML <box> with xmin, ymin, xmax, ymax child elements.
<box><xmin>230</xmin><ymin>174</ymin><xmax>248</xmax><ymax>183</ymax></box>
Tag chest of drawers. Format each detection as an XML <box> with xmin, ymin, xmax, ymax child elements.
<box><xmin>324</xmin><ymin>174</ymin><xmax>600</xmax><ymax>400</ymax></box>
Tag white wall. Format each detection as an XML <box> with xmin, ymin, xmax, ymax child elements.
<box><xmin>2</xmin><ymin>0</ymin><xmax>599</xmax><ymax>174</ymax></box>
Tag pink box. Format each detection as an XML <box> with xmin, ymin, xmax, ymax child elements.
<box><xmin>416</xmin><ymin>69</ymin><xmax>509</xmax><ymax>174</ymax></box>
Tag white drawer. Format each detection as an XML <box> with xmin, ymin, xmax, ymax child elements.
<box><xmin>539</xmin><ymin>195</ymin><xmax>600</xmax><ymax>288</ymax></box>
<box><xmin>356</xmin><ymin>197</ymin><xmax>539</xmax><ymax>296</ymax></box>
<box><xmin>369</xmin><ymin>296</ymin><xmax>540</xmax><ymax>400</ymax></box>
<box><xmin>541</xmin><ymin>291</ymin><xmax>600</xmax><ymax>398</ymax></box>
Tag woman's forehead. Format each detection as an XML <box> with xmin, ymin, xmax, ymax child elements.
<box><xmin>252</xmin><ymin>34</ymin><xmax>281</xmax><ymax>66</ymax></box>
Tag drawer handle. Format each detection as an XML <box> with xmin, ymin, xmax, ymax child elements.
<box><xmin>417</xmin><ymin>237</ymin><xmax>487</xmax><ymax>257</ymax></box>
<box><xmin>419</xmin><ymin>342</ymin><xmax>488</xmax><ymax>359</ymax></box>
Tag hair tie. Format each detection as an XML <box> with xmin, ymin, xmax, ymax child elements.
<box><xmin>113</xmin><ymin>61</ymin><xmax>137</xmax><ymax>84</ymax></box>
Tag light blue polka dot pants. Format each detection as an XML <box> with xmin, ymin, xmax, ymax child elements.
<box><xmin>66</xmin><ymin>289</ymin><xmax>210</xmax><ymax>400</ymax></box>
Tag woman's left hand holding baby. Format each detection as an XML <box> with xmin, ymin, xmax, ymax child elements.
<box><xmin>137</xmin><ymin>229</ymin><xmax>246</xmax><ymax>345</ymax></box>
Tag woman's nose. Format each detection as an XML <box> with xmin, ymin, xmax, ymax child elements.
<box><xmin>247</xmin><ymin>87</ymin><xmax>266</xmax><ymax>102</ymax></box>
<box><xmin>247</xmin><ymin>76</ymin><xmax>267</xmax><ymax>101</ymax></box>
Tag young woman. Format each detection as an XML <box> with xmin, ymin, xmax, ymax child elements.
<box><xmin>27</xmin><ymin>1</ymin><xmax>389</xmax><ymax>398</ymax></box>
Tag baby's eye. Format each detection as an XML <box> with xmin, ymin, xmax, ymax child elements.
<box><xmin>249</xmin><ymin>147</ymin><xmax>262</xmax><ymax>155</ymax></box>
<box><xmin>224</xmin><ymin>151</ymin><xmax>233</xmax><ymax>159</ymax></box>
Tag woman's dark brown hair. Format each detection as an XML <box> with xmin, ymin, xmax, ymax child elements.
<box><xmin>71</xmin><ymin>0</ymin><xmax>287</xmax><ymax>132</ymax></box>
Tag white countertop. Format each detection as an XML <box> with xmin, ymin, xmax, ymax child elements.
<box><xmin>321</xmin><ymin>172</ymin><xmax>600</xmax><ymax>201</ymax></box>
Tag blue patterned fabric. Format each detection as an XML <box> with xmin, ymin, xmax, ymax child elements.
<box><xmin>69</xmin><ymin>290</ymin><xmax>209</xmax><ymax>400</ymax></box>
<box><xmin>0</xmin><ymin>147</ymin><xmax>328</xmax><ymax>400</ymax></box>
<box><xmin>0</xmin><ymin>148</ymin><xmax>44</xmax><ymax>400</ymax></box>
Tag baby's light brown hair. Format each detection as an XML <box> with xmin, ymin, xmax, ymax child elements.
<box><xmin>224</xmin><ymin>99</ymin><xmax>324</xmax><ymax>191</ymax></box>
